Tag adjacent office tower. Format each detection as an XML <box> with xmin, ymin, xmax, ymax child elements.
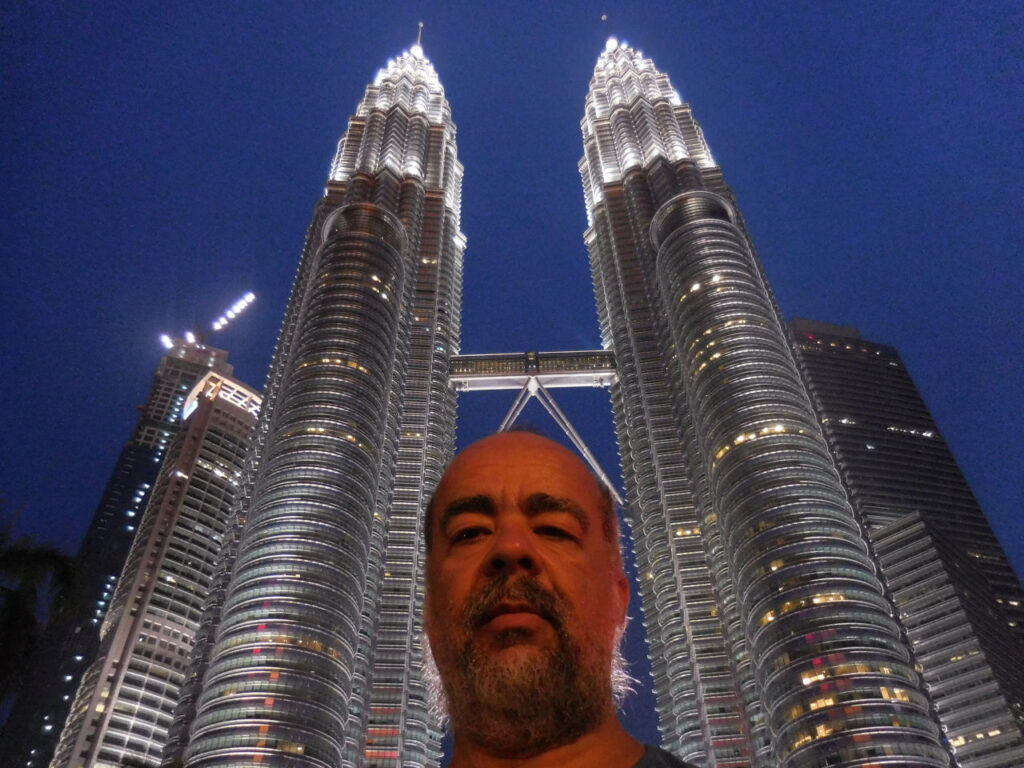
<box><xmin>788</xmin><ymin>320</ymin><xmax>1024</xmax><ymax>642</ymax></box>
<box><xmin>579</xmin><ymin>41</ymin><xmax>948</xmax><ymax>767</ymax></box>
<box><xmin>48</xmin><ymin>370</ymin><xmax>261</xmax><ymax>768</ymax></box>
<box><xmin>1</xmin><ymin>339</ymin><xmax>233</xmax><ymax>768</ymax></box>
<box><xmin>790</xmin><ymin>319</ymin><xmax>1024</xmax><ymax>766</ymax></box>
<box><xmin>174</xmin><ymin>44</ymin><xmax>463</xmax><ymax>768</ymax></box>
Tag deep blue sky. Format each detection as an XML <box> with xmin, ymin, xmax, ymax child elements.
<box><xmin>2</xmin><ymin>0</ymin><xmax>1021</xmax><ymax>746</ymax></box>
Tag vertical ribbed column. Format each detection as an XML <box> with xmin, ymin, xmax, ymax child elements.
<box><xmin>581</xmin><ymin>42</ymin><xmax>755</xmax><ymax>766</ymax></box>
<box><xmin>163</xmin><ymin>201</ymin><xmax>329</xmax><ymax>768</ymax></box>
<box><xmin>173</xmin><ymin>45</ymin><xmax>462</xmax><ymax>768</ymax></box>
<box><xmin>183</xmin><ymin>203</ymin><xmax>409</xmax><ymax>768</ymax></box>
<box><xmin>330</xmin><ymin>50</ymin><xmax>463</xmax><ymax>768</ymax></box>
<box><xmin>651</xmin><ymin>190</ymin><xmax>947</xmax><ymax>767</ymax></box>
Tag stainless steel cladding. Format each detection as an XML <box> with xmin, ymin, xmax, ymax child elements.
<box><xmin>177</xmin><ymin>46</ymin><xmax>463</xmax><ymax>768</ymax></box>
<box><xmin>580</xmin><ymin>41</ymin><xmax>948</xmax><ymax>768</ymax></box>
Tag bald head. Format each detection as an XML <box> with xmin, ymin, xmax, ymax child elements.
<box><xmin>424</xmin><ymin>432</ymin><xmax>619</xmax><ymax>558</ymax></box>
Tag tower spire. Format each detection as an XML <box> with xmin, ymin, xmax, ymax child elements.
<box><xmin>417</xmin><ymin>20</ymin><xmax>423</xmax><ymax>46</ymax></box>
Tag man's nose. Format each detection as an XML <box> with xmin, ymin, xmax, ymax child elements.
<box><xmin>483</xmin><ymin>522</ymin><xmax>540</xmax><ymax>578</ymax></box>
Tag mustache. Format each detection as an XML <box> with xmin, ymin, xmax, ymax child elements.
<box><xmin>463</xmin><ymin>576</ymin><xmax>566</xmax><ymax>631</ymax></box>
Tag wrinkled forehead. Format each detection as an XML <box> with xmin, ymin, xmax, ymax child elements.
<box><xmin>435</xmin><ymin>434</ymin><xmax>602</xmax><ymax>506</ymax></box>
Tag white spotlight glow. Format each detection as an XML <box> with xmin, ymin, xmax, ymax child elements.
<box><xmin>185</xmin><ymin>331</ymin><xmax>196</xmax><ymax>344</ymax></box>
<box><xmin>160</xmin><ymin>334</ymin><xmax>173</xmax><ymax>349</ymax></box>
<box><xmin>210</xmin><ymin>291</ymin><xmax>257</xmax><ymax>332</ymax></box>
<box><xmin>605</xmin><ymin>37</ymin><xmax>618</xmax><ymax>52</ymax></box>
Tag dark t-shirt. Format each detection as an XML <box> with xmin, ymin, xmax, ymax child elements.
<box><xmin>633</xmin><ymin>745</ymin><xmax>698</xmax><ymax>767</ymax></box>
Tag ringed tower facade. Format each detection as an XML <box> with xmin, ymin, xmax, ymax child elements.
<box><xmin>174</xmin><ymin>43</ymin><xmax>464</xmax><ymax>768</ymax></box>
<box><xmin>579</xmin><ymin>40</ymin><xmax>948</xmax><ymax>768</ymax></box>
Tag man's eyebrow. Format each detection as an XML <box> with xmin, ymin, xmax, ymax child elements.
<box><xmin>525</xmin><ymin>493</ymin><xmax>590</xmax><ymax>534</ymax></box>
<box><xmin>439</xmin><ymin>495</ymin><xmax>496</xmax><ymax>536</ymax></box>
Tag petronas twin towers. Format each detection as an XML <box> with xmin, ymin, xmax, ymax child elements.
<box><xmin>161</xmin><ymin>40</ymin><xmax>954</xmax><ymax>768</ymax></box>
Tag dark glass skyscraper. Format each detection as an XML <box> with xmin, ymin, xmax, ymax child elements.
<box><xmin>174</xmin><ymin>43</ymin><xmax>463</xmax><ymax>768</ymax></box>
<box><xmin>789</xmin><ymin>319</ymin><xmax>1024</xmax><ymax>640</ymax></box>
<box><xmin>790</xmin><ymin>318</ymin><xmax>1024</xmax><ymax>766</ymax></box>
<box><xmin>0</xmin><ymin>339</ymin><xmax>233</xmax><ymax>768</ymax></box>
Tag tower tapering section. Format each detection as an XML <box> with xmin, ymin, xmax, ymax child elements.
<box><xmin>51</xmin><ymin>371</ymin><xmax>261</xmax><ymax>768</ymax></box>
<box><xmin>178</xmin><ymin>45</ymin><xmax>463</xmax><ymax>768</ymax></box>
<box><xmin>580</xmin><ymin>41</ymin><xmax>948</xmax><ymax>768</ymax></box>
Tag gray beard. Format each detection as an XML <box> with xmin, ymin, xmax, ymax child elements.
<box><xmin>439</xmin><ymin>578</ymin><xmax>608</xmax><ymax>758</ymax></box>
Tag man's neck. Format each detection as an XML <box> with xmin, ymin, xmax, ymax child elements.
<box><xmin>448</xmin><ymin>714</ymin><xmax>644</xmax><ymax>768</ymax></box>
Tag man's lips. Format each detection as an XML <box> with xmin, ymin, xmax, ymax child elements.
<box><xmin>465</xmin><ymin>578</ymin><xmax>565</xmax><ymax>631</ymax></box>
<box><xmin>477</xmin><ymin>601</ymin><xmax>555</xmax><ymax>629</ymax></box>
<box><xmin>480</xmin><ymin>602</ymin><xmax>537</xmax><ymax>624</ymax></box>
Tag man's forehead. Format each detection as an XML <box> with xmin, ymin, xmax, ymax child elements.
<box><xmin>437</xmin><ymin>434</ymin><xmax>599</xmax><ymax>499</ymax></box>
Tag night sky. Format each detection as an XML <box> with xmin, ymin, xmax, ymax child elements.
<box><xmin>2</xmin><ymin>1</ymin><xmax>1021</xmax><ymax>746</ymax></box>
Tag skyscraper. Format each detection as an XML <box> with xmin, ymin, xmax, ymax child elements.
<box><xmin>790</xmin><ymin>319</ymin><xmax>1024</xmax><ymax>765</ymax></box>
<box><xmin>173</xmin><ymin>43</ymin><xmax>464</xmax><ymax>768</ymax></box>
<box><xmin>578</xmin><ymin>40</ymin><xmax>948</xmax><ymax>767</ymax></box>
<box><xmin>789</xmin><ymin>319</ymin><xmax>1024</xmax><ymax>641</ymax></box>
<box><xmin>49</xmin><ymin>370</ymin><xmax>261</xmax><ymax>768</ymax></box>
<box><xmin>1</xmin><ymin>339</ymin><xmax>234</xmax><ymax>768</ymax></box>
<box><xmin>157</xmin><ymin>37</ymin><xmax>1023</xmax><ymax>768</ymax></box>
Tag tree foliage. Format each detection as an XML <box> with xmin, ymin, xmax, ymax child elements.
<box><xmin>0</xmin><ymin>501</ymin><xmax>81</xmax><ymax>702</ymax></box>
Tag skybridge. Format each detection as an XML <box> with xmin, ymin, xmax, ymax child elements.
<box><xmin>449</xmin><ymin>350</ymin><xmax>621</xmax><ymax>505</ymax></box>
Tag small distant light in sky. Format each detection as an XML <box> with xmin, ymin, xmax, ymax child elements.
<box><xmin>601</xmin><ymin>14</ymin><xmax>607</xmax><ymax>21</ymax></box>
<box><xmin>211</xmin><ymin>291</ymin><xmax>256</xmax><ymax>332</ymax></box>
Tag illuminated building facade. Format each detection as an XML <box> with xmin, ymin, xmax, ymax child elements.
<box><xmin>0</xmin><ymin>339</ymin><xmax>233</xmax><ymax>768</ymax></box>
<box><xmin>873</xmin><ymin>515</ymin><xmax>1024</xmax><ymax>767</ymax></box>
<box><xmin>790</xmin><ymin>319</ymin><xmax>1024</xmax><ymax>766</ymax></box>
<box><xmin>48</xmin><ymin>371</ymin><xmax>261</xmax><ymax>768</ymax></box>
<box><xmin>578</xmin><ymin>41</ymin><xmax>948</xmax><ymax>767</ymax></box>
<box><xmin>170</xmin><ymin>43</ymin><xmax>463</xmax><ymax>768</ymax></box>
<box><xmin>789</xmin><ymin>319</ymin><xmax>1024</xmax><ymax>641</ymax></box>
<box><xmin>122</xmin><ymin>37</ymin><xmax>1017</xmax><ymax>768</ymax></box>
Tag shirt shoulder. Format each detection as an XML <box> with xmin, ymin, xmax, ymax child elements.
<box><xmin>632</xmin><ymin>745</ymin><xmax>699</xmax><ymax>768</ymax></box>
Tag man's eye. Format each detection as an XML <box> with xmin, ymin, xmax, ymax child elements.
<box><xmin>536</xmin><ymin>525</ymin><xmax>576</xmax><ymax>541</ymax></box>
<box><xmin>452</xmin><ymin>526</ymin><xmax>488</xmax><ymax>543</ymax></box>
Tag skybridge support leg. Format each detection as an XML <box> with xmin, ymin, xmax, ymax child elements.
<box><xmin>496</xmin><ymin>376</ymin><xmax>623</xmax><ymax>507</ymax></box>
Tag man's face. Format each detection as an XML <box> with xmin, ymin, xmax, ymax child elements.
<box><xmin>423</xmin><ymin>432</ymin><xmax>629</xmax><ymax>756</ymax></box>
